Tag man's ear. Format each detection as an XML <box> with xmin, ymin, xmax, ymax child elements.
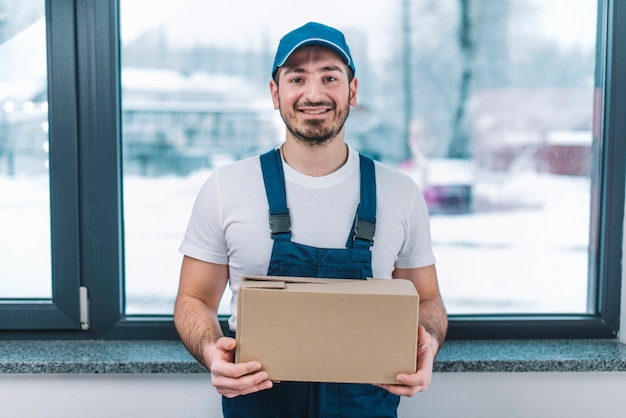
<box><xmin>270</xmin><ymin>79</ymin><xmax>280</xmax><ymax>110</ymax></box>
<box><xmin>349</xmin><ymin>77</ymin><xmax>358</xmax><ymax>107</ymax></box>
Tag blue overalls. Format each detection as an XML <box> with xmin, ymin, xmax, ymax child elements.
<box><xmin>222</xmin><ymin>148</ymin><xmax>400</xmax><ymax>418</ymax></box>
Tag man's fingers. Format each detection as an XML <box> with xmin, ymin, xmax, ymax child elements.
<box><xmin>375</xmin><ymin>382</ymin><xmax>428</xmax><ymax>397</ymax></box>
<box><xmin>232</xmin><ymin>361</ymin><xmax>264</xmax><ymax>378</ymax></box>
<box><xmin>211</xmin><ymin>359</ymin><xmax>263</xmax><ymax>378</ymax></box>
<box><xmin>205</xmin><ymin>336</ymin><xmax>274</xmax><ymax>398</ymax></box>
<box><xmin>214</xmin><ymin>369</ymin><xmax>273</xmax><ymax>398</ymax></box>
<box><xmin>375</xmin><ymin>326</ymin><xmax>436</xmax><ymax>397</ymax></box>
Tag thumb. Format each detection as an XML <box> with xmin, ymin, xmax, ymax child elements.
<box><xmin>217</xmin><ymin>336</ymin><xmax>237</xmax><ymax>351</ymax></box>
<box><xmin>417</xmin><ymin>326</ymin><xmax>433</xmax><ymax>356</ymax></box>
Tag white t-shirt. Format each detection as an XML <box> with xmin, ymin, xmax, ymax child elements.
<box><xmin>180</xmin><ymin>145</ymin><xmax>436</xmax><ymax>330</ymax></box>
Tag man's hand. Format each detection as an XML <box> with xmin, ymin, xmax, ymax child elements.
<box><xmin>206</xmin><ymin>337</ymin><xmax>274</xmax><ymax>398</ymax></box>
<box><xmin>375</xmin><ymin>326</ymin><xmax>436</xmax><ymax>397</ymax></box>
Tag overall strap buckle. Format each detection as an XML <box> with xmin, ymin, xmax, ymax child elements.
<box><xmin>269</xmin><ymin>211</ymin><xmax>291</xmax><ymax>237</ymax></box>
<box><xmin>354</xmin><ymin>218</ymin><xmax>376</xmax><ymax>244</ymax></box>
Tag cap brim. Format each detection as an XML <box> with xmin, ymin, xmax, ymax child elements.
<box><xmin>275</xmin><ymin>38</ymin><xmax>353</xmax><ymax>69</ymax></box>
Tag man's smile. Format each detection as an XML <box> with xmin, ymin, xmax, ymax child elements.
<box><xmin>300</xmin><ymin>108</ymin><xmax>330</xmax><ymax>115</ymax></box>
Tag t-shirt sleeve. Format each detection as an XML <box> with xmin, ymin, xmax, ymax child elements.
<box><xmin>394</xmin><ymin>183</ymin><xmax>437</xmax><ymax>269</ymax></box>
<box><xmin>179</xmin><ymin>171</ymin><xmax>229</xmax><ymax>265</ymax></box>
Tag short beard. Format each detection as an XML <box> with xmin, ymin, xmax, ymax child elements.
<box><xmin>286</xmin><ymin>120</ymin><xmax>342</xmax><ymax>146</ymax></box>
<box><xmin>280</xmin><ymin>103</ymin><xmax>350</xmax><ymax>148</ymax></box>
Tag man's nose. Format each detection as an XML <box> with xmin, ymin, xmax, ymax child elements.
<box><xmin>303</xmin><ymin>80</ymin><xmax>325</xmax><ymax>101</ymax></box>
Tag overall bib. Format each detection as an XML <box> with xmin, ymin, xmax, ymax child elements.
<box><xmin>222</xmin><ymin>149</ymin><xmax>400</xmax><ymax>418</ymax></box>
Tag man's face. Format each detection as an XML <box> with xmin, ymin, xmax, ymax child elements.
<box><xmin>271</xmin><ymin>46</ymin><xmax>357</xmax><ymax>147</ymax></box>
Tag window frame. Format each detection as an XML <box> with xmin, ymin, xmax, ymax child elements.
<box><xmin>0</xmin><ymin>0</ymin><xmax>83</xmax><ymax>331</ymax></box>
<box><xmin>1</xmin><ymin>0</ymin><xmax>622</xmax><ymax>340</ymax></box>
<box><xmin>448</xmin><ymin>0</ymin><xmax>624</xmax><ymax>340</ymax></box>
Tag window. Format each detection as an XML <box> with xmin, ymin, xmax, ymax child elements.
<box><xmin>0</xmin><ymin>2</ymin><xmax>51</xmax><ymax>299</ymax></box>
<box><xmin>0</xmin><ymin>0</ymin><xmax>622</xmax><ymax>339</ymax></box>
<box><xmin>0</xmin><ymin>0</ymin><xmax>82</xmax><ymax>331</ymax></box>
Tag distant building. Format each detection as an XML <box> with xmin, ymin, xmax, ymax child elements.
<box><xmin>0</xmin><ymin>68</ymin><xmax>281</xmax><ymax>176</ymax></box>
<box><xmin>469</xmin><ymin>88</ymin><xmax>593</xmax><ymax>176</ymax></box>
<box><xmin>121</xmin><ymin>68</ymin><xmax>280</xmax><ymax>176</ymax></box>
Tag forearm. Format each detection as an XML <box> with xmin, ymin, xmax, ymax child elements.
<box><xmin>418</xmin><ymin>296</ymin><xmax>448</xmax><ymax>355</ymax></box>
<box><xmin>174</xmin><ymin>294</ymin><xmax>224</xmax><ymax>370</ymax></box>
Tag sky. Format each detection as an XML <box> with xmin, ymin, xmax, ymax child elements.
<box><xmin>119</xmin><ymin>0</ymin><xmax>397</xmax><ymax>66</ymax></box>
<box><xmin>0</xmin><ymin>0</ymin><xmax>598</xmax><ymax>84</ymax></box>
<box><xmin>529</xmin><ymin>0</ymin><xmax>599</xmax><ymax>50</ymax></box>
<box><xmin>120</xmin><ymin>0</ymin><xmax>598</xmax><ymax>54</ymax></box>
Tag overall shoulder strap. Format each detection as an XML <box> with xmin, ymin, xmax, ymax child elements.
<box><xmin>352</xmin><ymin>154</ymin><xmax>377</xmax><ymax>248</ymax></box>
<box><xmin>260</xmin><ymin>148</ymin><xmax>291</xmax><ymax>240</ymax></box>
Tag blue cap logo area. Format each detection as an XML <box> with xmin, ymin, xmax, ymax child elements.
<box><xmin>272</xmin><ymin>22</ymin><xmax>355</xmax><ymax>78</ymax></box>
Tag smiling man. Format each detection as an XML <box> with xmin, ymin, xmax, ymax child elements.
<box><xmin>273</xmin><ymin>46</ymin><xmax>355</xmax><ymax>148</ymax></box>
<box><xmin>174</xmin><ymin>22</ymin><xmax>448</xmax><ymax>418</ymax></box>
<box><xmin>271</xmin><ymin>43</ymin><xmax>356</xmax><ymax>176</ymax></box>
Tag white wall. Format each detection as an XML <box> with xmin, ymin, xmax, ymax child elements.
<box><xmin>3</xmin><ymin>372</ymin><xmax>626</xmax><ymax>418</ymax></box>
<box><xmin>402</xmin><ymin>372</ymin><xmax>626</xmax><ymax>418</ymax></box>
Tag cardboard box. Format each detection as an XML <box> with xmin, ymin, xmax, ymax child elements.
<box><xmin>235</xmin><ymin>275</ymin><xmax>419</xmax><ymax>384</ymax></box>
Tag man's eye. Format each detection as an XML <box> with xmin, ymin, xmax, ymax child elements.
<box><xmin>325</xmin><ymin>76</ymin><xmax>337</xmax><ymax>82</ymax></box>
<box><xmin>290</xmin><ymin>77</ymin><xmax>303</xmax><ymax>84</ymax></box>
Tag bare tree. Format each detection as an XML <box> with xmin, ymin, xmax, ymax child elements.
<box><xmin>448</xmin><ymin>0</ymin><xmax>474</xmax><ymax>159</ymax></box>
<box><xmin>402</xmin><ymin>0</ymin><xmax>414</xmax><ymax>160</ymax></box>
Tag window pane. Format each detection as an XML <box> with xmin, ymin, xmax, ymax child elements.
<box><xmin>424</xmin><ymin>0</ymin><xmax>598</xmax><ymax>314</ymax></box>
<box><xmin>120</xmin><ymin>0</ymin><xmax>599</xmax><ymax>315</ymax></box>
<box><xmin>0</xmin><ymin>1</ymin><xmax>51</xmax><ymax>299</ymax></box>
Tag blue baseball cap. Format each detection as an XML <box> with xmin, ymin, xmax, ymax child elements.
<box><xmin>272</xmin><ymin>22</ymin><xmax>356</xmax><ymax>78</ymax></box>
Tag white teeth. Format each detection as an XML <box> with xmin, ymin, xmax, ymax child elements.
<box><xmin>303</xmin><ymin>109</ymin><xmax>327</xmax><ymax>115</ymax></box>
